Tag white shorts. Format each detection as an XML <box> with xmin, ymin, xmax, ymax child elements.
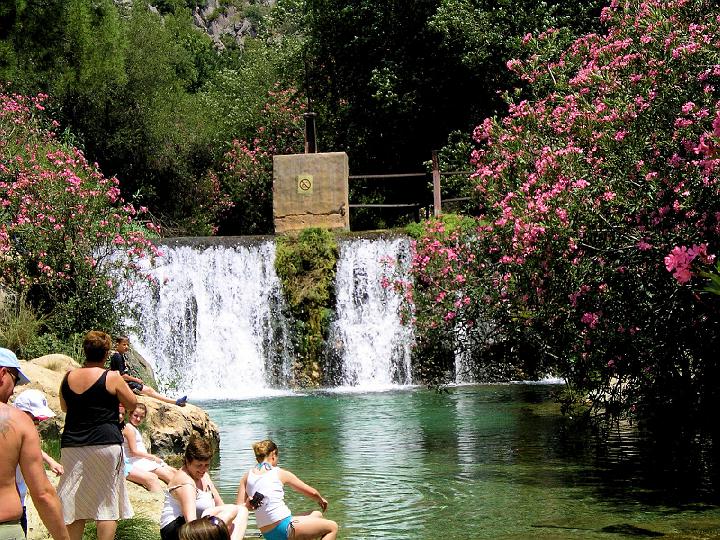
<box><xmin>130</xmin><ymin>457</ymin><xmax>167</xmax><ymax>472</ymax></box>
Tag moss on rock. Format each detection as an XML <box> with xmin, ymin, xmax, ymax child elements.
<box><xmin>275</xmin><ymin>228</ymin><xmax>338</xmax><ymax>387</ymax></box>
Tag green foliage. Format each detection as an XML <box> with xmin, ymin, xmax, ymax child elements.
<box><xmin>304</xmin><ymin>0</ymin><xmax>603</xmax><ymax>178</ymax></box>
<box><xmin>699</xmin><ymin>262</ymin><xmax>720</xmax><ymax>296</ymax></box>
<box><xmin>23</xmin><ymin>332</ymin><xmax>84</xmax><ymax>361</ymax></box>
<box><xmin>0</xmin><ymin>92</ymin><xmax>160</xmax><ymax>341</ymax></box>
<box><xmin>275</xmin><ymin>228</ymin><xmax>338</xmax><ymax>386</ymax></box>
<box><xmin>0</xmin><ymin>291</ymin><xmax>43</xmax><ymax>358</ymax></box>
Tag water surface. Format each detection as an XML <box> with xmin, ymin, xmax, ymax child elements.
<box><xmin>200</xmin><ymin>385</ymin><xmax>720</xmax><ymax>539</ymax></box>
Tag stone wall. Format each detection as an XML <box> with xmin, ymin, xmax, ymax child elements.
<box><xmin>273</xmin><ymin>152</ymin><xmax>349</xmax><ymax>233</ymax></box>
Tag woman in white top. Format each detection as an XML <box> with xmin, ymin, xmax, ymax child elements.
<box><xmin>122</xmin><ymin>403</ymin><xmax>176</xmax><ymax>492</ymax></box>
<box><xmin>160</xmin><ymin>437</ymin><xmax>248</xmax><ymax>540</ymax></box>
<box><xmin>236</xmin><ymin>440</ymin><xmax>338</xmax><ymax>540</ymax></box>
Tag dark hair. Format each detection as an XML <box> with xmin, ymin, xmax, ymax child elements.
<box><xmin>83</xmin><ymin>331</ymin><xmax>112</xmax><ymax>363</ymax></box>
<box><xmin>252</xmin><ymin>439</ymin><xmax>278</xmax><ymax>462</ymax></box>
<box><xmin>114</xmin><ymin>335</ymin><xmax>130</xmax><ymax>344</ymax></box>
<box><xmin>179</xmin><ymin>517</ymin><xmax>230</xmax><ymax>540</ymax></box>
<box><xmin>184</xmin><ymin>436</ymin><xmax>214</xmax><ymax>465</ymax></box>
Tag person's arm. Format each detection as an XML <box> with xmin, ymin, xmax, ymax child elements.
<box><xmin>18</xmin><ymin>413</ymin><xmax>70</xmax><ymax>540</ymax></box>
<box><xmin>111</xmin><ymin>354</ymin><xmax>143</xmax><ymax>384</ymax></box>
<box><xmin>235</xmin><ymin>472</ymin><xmax>250</xmax><ymax>509</ymax></box>
<box><xmin>171</xmin><ymin>482</ymin><xmax>199</xmax><ymax>522</ymax></box>
<box><xmin>59</xmin><ymin>373</ymin><xmax>69</xmax><ymax>413</ymax></box>
<box><xmin>41</xmin><ymin>450</ymin><xmax>64</xmax><ymax>476</ymax></box>
<box><xmin>207</xmin><ymin>475</ymin><xmax>224</xmax><ymax>506</ymax></box>
<box><xmin>279</xmin><ymin>469</ymin><xmax>328</xmax><ymax>511</ymax></box>
<box><xmin>109</xmin><ymin>370</ymin><xmax>137</xmax><ymax>413</ymax></box>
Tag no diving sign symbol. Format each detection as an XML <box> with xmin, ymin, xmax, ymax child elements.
<box><xmin>297</xmin><ymin>174</ymin><xmax>313</xmax><ymax>195</ymax></box>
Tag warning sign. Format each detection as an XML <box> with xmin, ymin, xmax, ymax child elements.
<box><xmin>297</xmin><ymin>174</ymin><xmax>313</xmax><ymax>194</ymax></box>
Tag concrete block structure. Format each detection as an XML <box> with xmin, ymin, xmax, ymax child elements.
<box><xmin>273</xmin><ymin>152</ymin><xmax>350</xmax><ymax>233</ymax></box>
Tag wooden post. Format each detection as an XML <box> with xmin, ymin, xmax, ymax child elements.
<box><xmin>432</xmin><ymin>150</ymin><xmax>442</xmax><ymax>217</ymax></box>
<box><xmin>304</xmin><ymin>112</ymin><xmax>318</xmax><ymax>153</ymax></box>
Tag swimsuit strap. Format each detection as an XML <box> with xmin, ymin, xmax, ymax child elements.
<box><xmin>168</xmin><ymin>482</ymin><xmax>194</xmax><ymax>493</ymax></box>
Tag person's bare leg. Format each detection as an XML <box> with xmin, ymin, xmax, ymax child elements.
<box><xmin>140</xmin><ymin>386</ymin><xmax>184</xmax><ymax>405</ymax></box>
<box><xmin>96</xmin><ymin>520</ymin><xmax>118</xmax><ymax>540</ymax></box>
<box><xmin>291</xmin><ymin>515</ymin><xmax>338</xmax><ymax>540</ymax></box>
<box><xmin>203</xmin><ymin>504</ymin><xmax>247</xmax><ymax>540</ymax></box>
<box><xmin>66</xmin><ymin>519</ymin><xmax>86</xmax><ymax>540</ymax></box>
<box><xmin>127</xmin><ymin>467</ymin><xmax>162</xmax><ymax>492</ymax></box>
<box><xmin>154</xmin><ymin>464</ymin><xmax>176</xmax><ymax>484</ymax></box>
<box><xmin>230</xmin><ymin>505</ymin><xmax>249</xmax><ymax>540</ymax></box>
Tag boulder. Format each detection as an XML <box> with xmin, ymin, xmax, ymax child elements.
<box><xmin>15</xmin><ymin>356</ymin><xmax>219</xmax><ymax>457</ymax></box>
<box><xmin>141</xmin><ymin>399</ymin><xmax>220</xmax><ymax>457</ymax></box>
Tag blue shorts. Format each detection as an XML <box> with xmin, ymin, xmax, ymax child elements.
<box><xmin>262</xmin><ymin>516</ymin><xmax>293</xmax><ymax>540</ymax></box>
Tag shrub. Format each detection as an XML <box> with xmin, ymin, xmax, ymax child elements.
<box><xmin>215</xmin><ymin>85</ymin><xmax>305</xmax><ymax>235</ymax></box>
<box><xmin>0</xmin><ymin>92</ymin><xmax>160</xmax><ymax>340</ymax></box>
<box><xmin>408</xmin><ymin>0</ymin><xmax>720</xmax><ymax>418</ymax></box>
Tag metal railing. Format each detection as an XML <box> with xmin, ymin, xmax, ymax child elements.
<box><xmin>348</xmin><ymin>152</ymin><xmax>473</xmax><ymax>226</ymax></box>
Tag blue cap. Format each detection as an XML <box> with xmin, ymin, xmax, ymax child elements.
<box><xmin>0</xmin><ymin>348</ymin><xmax>30</xmax><ymax>385</ymax></box>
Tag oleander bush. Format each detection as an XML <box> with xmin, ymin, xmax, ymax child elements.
<box><xmin>404</xmin><ymin>0</ymin><xmax>720</xmax><ymax>419</ymax></box>
<box><xmin>0</xmin><ymin>92</ymin><xmax>160</xmax><ymax>347</ymax></box>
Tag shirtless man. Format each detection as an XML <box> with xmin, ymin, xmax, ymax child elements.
<box><xmin>0</xmin><ymin>347</ymin><xmax>69</xmax><ymax>540</ymax></box>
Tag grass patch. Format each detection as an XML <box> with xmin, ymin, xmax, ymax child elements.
<box><xmin>40</xmin><ymin>434</ymin><xmax>61</xmax><ymax>462</ymax></box>
<box><xmin>0</xmin><ymin>291</ymin><xmax>44</xmax><ymax>357</ymax></box>
<box><xmin>82</xmin><ymin>514</ymin><xmax>160</xmax><ymax>540</ymax></box>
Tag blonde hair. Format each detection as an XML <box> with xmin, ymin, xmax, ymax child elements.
<box><xmin>252</xmin><ymin>439</ymin><xmax>278</xmax><ymax>462</ymax></box>
<box><xmin>179</xmin><ymin>517</ymin><xmax>229</xmax><ymax>540</ymax></box>
<box><xmin>134</xmin><ymin>403</ymin><xmax>147</xmax><ymax>415</ymax></box>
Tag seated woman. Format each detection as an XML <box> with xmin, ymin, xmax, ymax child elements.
<box><xmin>237</xmin><ymin>439</ymin><xmax>338</xmax><ymax>540</ymax></box>
<box><xmin>120</xmin><ymin>403</ymin><xmax>176</xmax><ymax>493</ymax></box>
<box><xmin>160</xmin><ymin>436</ymin><xmax>248</xmax><ymax>540</ymax></box>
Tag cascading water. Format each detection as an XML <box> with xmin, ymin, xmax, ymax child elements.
<box><xmin>328</xmin><ymin>237</ymin><xmax>414</xmax><ymax>389</ymax></box>
<box><xmin>124</xmin><ymin>236</ymin><xmax>416</xmax><ymax>397</ymax></box>
<box><xmin>126</xmin><ymin>240</ymin><xmax>293</xmax><ymax>399</ymax></box>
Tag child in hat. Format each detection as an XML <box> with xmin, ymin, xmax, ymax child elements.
<box><xmin>14</xmin><ymin>389</ymin><xmax>64</xmax><ymax>536</ymax></box>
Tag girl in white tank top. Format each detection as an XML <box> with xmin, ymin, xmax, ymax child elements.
<box><xmin>236</xmin><ymin>439</ymin><xmax>338</xmax><ymax>540</ymax></box>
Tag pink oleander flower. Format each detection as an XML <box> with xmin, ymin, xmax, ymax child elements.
<box><xmin>581</xmin><ymin>311</ymin><xmax>601</xmax><ymax>329</ymax></box>
<box><xmin>664</xmin><ymin>244</ymin><xmax>714</xmax><ymax>284</ymax></box>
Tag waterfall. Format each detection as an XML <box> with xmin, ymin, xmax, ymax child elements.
<box><xmin>126</xmin><ymin>240</ymin><xmax>293</xmax><ymax>399</ymax></box>
<box><xmin>329</xmin><ymin>237</ymin><xmax>414</xmax><ymax>389</ymax></box>
<box><xmin>124</xmin><ymin>236</ymin><xmax>415</xmax><ymax>398</ymax></box>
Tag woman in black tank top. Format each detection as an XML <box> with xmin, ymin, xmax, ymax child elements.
<box><xmin>55</xmin><ymin>331</ymin><xmax>138</xmax><ymax>540</ymax></box>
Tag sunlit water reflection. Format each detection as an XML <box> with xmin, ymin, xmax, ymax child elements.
<box><xmin>199</xmin><ymin>385</ymin><xmax>720</xmax><ymax>539</ymax></box>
